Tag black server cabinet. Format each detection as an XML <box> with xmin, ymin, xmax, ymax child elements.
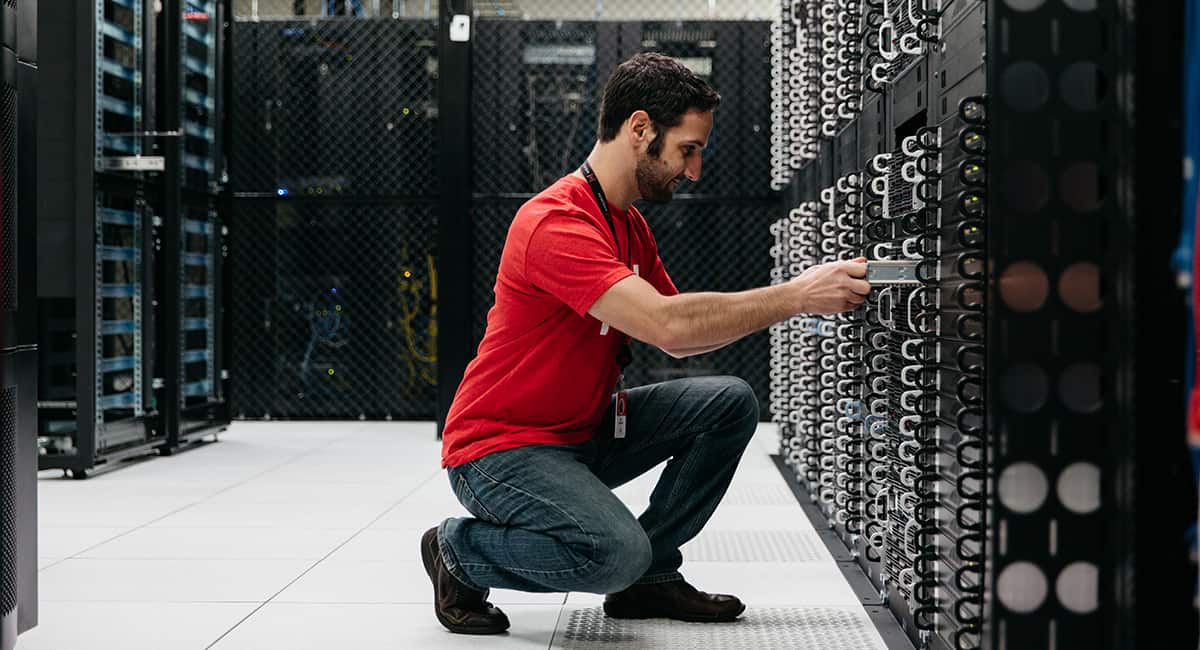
<box><xmin>769</xmin><ymin>0</ymin><xmax>1192</xmax><ymax>647</ymax></box>
<box><xmin>159</xmin><ymin>0</ymin><xmax>229</xmax><ymax>450</ymax></box>
<box><xmin>36</xmin><ymin>0</ymin><xmax>165</xmax><ymax>476</ymax></box>
<box><xmin>229</xmin><ymin>18</ymin><xmax>439</xmax><ymax>420</ymax></box>
<box><xmin>2</xmin><ymin>0</ymin><xmax>38</xmax><ymax>645</ymax></box>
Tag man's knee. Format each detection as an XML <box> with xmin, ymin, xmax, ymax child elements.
<box><xmin>717</xmin><ymin>376</ymin><xmax>760</xmax><ymax>438</ymax></box>
<box><xmin>584</xmin><ymin>525</ymin><xmax>653</xmax><ymax>594</ymax></box>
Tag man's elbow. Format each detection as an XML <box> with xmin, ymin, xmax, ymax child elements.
<box><xmin>649</xmin><ymin>305</ymin><xmax>686</xmax><ymax>353</ymax></box>
<box><xmin>659</xmin><ymin>345</ymin><xmax>689</xmax><ymax>360</ymax></box>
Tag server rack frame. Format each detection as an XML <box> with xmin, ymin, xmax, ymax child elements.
<box><xmin>36</xmin><ymin>0</ymin><xmax>166</xmax><ymax>478</ymax></box>
<box><xmin>158</xmin><ymin>0</ymin><xmax>230</xmax><ymax>453</ymax></box>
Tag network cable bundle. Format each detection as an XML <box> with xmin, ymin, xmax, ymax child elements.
<box><xmin>766</xmin><ymin>0</ymin><xmax>1149</xmax><ymax>647</ymax></box>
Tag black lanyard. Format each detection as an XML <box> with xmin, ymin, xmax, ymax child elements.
<box><xmin>580</xmin><ymin>160</ymin><xmax>633</xmax><ymax>271</ymax></box>
<box><xmin>579</xmin><ymin>160</ymin><xmax>634</xmax><ymax>372</ymax></box>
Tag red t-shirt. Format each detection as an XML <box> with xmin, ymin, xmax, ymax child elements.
<box><xmin>441</xmin><ymin>174</ymin><xmax>679</xmax><ymax>468</ymax></box>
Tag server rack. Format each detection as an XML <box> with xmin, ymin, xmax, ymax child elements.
<box><xmin>35</xmin><ymin>0</ymin><xmax>161</xmax><ymax>477</ymax></box>
<box><xmin>35</xmin><ymin>0</ymin><xmax>229</xmax><ymax>476</ymax></box>
<box><xmin>159</xmin><ymin>0</ymin><xmax>229</xmax><ymax>450</ymax></box>
<box><xmin>768</xmin><ymin>0</ymin><xmax>1190</xmax><ymax>647</ymax></box>
<box><xmin>229</xmin><ymin>17</ymin><xmax>439</xmax><ymax>420</ymax></box>
<box><xmin>1</xmin><ymin>0</ymin><xmax>38</xmax><ymax>644</ymax></box>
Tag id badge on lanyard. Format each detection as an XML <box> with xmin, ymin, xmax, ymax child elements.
<box><xmin>615</xmin><ymin>388</ymin><xmax>628</xmax><ymax>439</ymax></box>
<box><xmin>614</xmin><ymin>342</ymin><xmax>632</xmax><ymax>439</ymax></box>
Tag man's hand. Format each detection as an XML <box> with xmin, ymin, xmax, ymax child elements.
<box><xmin>790</xmin><ymin>257</ymin><xmax>870</xmax><ymax>315</ymax></box>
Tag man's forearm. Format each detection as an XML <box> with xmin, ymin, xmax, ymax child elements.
<box><xmin>659</xmin><ymin>283</ymin><xmax>799</xmax><ymax>351</ymax></box>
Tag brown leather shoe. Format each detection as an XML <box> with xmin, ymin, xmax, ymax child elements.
<box><xmin>420</xmin><ymin>526</ymin><xmax>510</xmax><ymax>634</ymax></box>
<box><xmin>603</xmin><ymin>579</ymin><xmax>746</xmax><ymax>622</ymax></box>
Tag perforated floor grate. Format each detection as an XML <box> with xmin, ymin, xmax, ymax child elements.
<box><xmin>682</xmin><ymin>530</ymin><xmax>830</xmax><ymax>563</ymax></box>
<box><xmin>554</xmin><ymin>606</ymin><xmax>886</xmax><ymax>649</ymax></box>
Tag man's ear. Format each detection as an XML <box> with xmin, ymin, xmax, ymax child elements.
<box><xmin>627</xmin><ymin>110</ymin><xmax>653</xmax><ymax>144</ymax></box>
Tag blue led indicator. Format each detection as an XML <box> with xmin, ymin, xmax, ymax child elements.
<box><xmin>276</xmin><ymin>187</ymin><xmax>289</xmax><ymax>197</ymax></box>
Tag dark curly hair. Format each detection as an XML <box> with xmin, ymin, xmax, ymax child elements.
<box><xmin>597</xmin><ymin>52</ymin><xmax>721</xmax><ymax>157</ymax></box>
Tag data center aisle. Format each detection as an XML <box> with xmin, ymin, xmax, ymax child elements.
<box><xmin>20</xmin><ymin>422</ymin><xmax>893</xmax><ymax>649</ymax></box>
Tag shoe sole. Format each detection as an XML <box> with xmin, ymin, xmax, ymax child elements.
<box><xmin>603</xmin><ymin>602</ymin><xmax>747</xmax><ymax>623</ymax></box>
<box><xmin>421</xmin><ymin>530</ymin><xmax>510</xmax><ymax>635</ymax></box>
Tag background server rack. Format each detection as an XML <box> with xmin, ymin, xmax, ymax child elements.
<box><xmin>159</xmin><ymin>0</ymin><xmax>230</xmax><ymax>451</ymax></box>
<box><xmin>228</xmin><ymin>16</ymin><xmax>440</xmax><ymax>420</ymax></box>
<box><xmin>36</xmin><ymin>0</ymin><xmax>230</xmax><ymax>477</ymax></box>
<box><xmin>768</xmin><ymin>0</ymin><xmax>1195</xmax><ymax>647</ymax></box>
<box><xmin>1</xmin><ymin>0</ymin><xmax>38</xmax><ymax>643</ymax></box>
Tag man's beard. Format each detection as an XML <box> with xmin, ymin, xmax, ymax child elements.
<box><xmin>635</xmin><ymin>153</ymin><xmax>682</xmax><ymax>205</ymax></box>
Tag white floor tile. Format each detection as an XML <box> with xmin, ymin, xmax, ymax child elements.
<box><xmin>252</xmin><ymin>463</ymin><xmax>438</xmax><ymax>488</ymax></box>
<box><xmin>29</xmin><ymin>421</ymin><xmax>891</xmax><ymax>650</ymax></box>
<box><xmin>13</xmin><ymin>601</ymin><xmax>258</xmax><ymax>650</ymax></box>
<box><xmin>76</xmin><ymin>527</ymin><xmax>357</xmax><ymax>560</ymax></box>
<box><xmin>37</xmin><ymin>526</ymin><xmax>130</xmax><ymax>558</ymax></box>
<box><xmin>703</xmin><ymin>505</ymin><xmax>821</xmax><ymax>531</ymax></box>
<box><xmin>369</xmin><ymin>498</ymin><xmax>471</xmax><ymax>530</ymax></box>
<box><xmin>202</xmin><ymin>479</ymin><xmax>407</xmax><ymax>506</ymax></box>
<box><xmin>325</xmin><ymin>528</ymin><xmax>434</xmax><ymax>561</ymax></box>
<box><xmin>210</xmin><ymin>603</ymin><xmax>562</xmax><ymax>650</ymax></box>
<box><xmin>275</xmin><ymin>557</ymin><xmax>566</xmax><ymax>605</ymax></box>
<box><xmin>37</xmin><ymin>558</ymin><xmax>313</xmax><ymax>602</ymax></box>
<box><xmin>148</xmin><ymin>501</ymin><xmax>391</xmax><ymax>529</ymax></box>
<box><xmin>37</xmin><ymin>496</ymin><xmax>198</xmax><ymax>528</ymax></box>
<box><xmin>566</xmin><ymin>591</ymin><xmax>606</xmax><ymax>606</ymax></box>
<box><xmin>36</xmin><ymin>478</ymin><xmax>222</xmax><ymax>500</ymax></box>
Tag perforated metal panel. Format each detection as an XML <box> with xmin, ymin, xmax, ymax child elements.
<box><xmin>555</xmin><ymin>606</ymin><xmax>885</xmax><ymax>649</ymax></box>
<box><xmin>0</xmin><ymin>85</ymin><xmax>15</xmax><ymax>315</ymax></box>
<box><xmin>0</xmin><ymin>386</ymin><xmax>16</xmax><ymax>616</ymax></box>
<box><xmin>682</xmin><ymin>530</ymin><xmax>830</xmax><ymax>562</ymax></box>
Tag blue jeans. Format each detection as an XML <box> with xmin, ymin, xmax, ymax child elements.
<box><xmin>437</xmin><ymin>376</ymin><xmax>759</xmax><ymax>594</ymax></box>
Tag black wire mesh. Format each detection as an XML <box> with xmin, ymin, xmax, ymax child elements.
<box><xmin>0</xmin><ymin>386</ymin><xmax>15</xmax><ymax>615</ymax></box>
<box><xmin>228</xmin><ymin>201</ymin><xmax>438</xmax><ymax>419</ymax></box>
<box><xmin>471</xmin><ymin>20</ymin><xmax>774</xmax><ymax>199</ymax></box>
<box><xmin>226</xmin><ymin>13</ymin><xmax>783</xmax><ymax>419</ymax></box>
<box><xmin>471</xmin><ymin>20</ymin><xmax>617</xmax><ymax>195</ymax></box>
<box><xmin>628</xmin><ymin>203</ymin><xmax>773</xmax><ymax>408</ymax></box>
<box><xmin>230</xmin><ymin>18</ymin><xmax>439</xmax><ymax>198</ymax></box>
<box><xmin>471</xmin><ymin>199</ymin><xmax>776</xmax><ymax>409</ymax></box>
<box><xmin>0</xmin><ymin>85</ymin><xmax>15</xmax><ymax>316</ymax></box>
<box><xmin>629</xmin><ymin>21</ymin><xmax>774</xmax><ymax>198</ymax></box>
<box><xmin>470</xmin><ymin>200</ymin><xmax>518</xmax><ymax>350</ymax></box>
